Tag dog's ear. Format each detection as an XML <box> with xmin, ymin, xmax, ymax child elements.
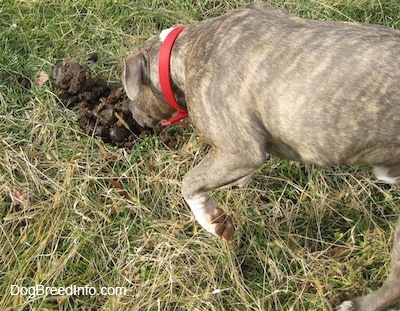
<box><xmin>122</xmin><ymin>53</ymin><xmax>146</xmax><ymax>101</ymax></box>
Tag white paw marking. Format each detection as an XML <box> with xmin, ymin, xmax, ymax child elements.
<box><xmin>337</xmin><ymin>300</ymin><xmax>356</xmax><ymax>311</ymax></box>
<box><xmin>186</xmin><ymin>196</ymin><xmax>218</xmax><ymax>237</ymax></box>
<box><xmin>159</xmin><ymin>27</ymin><xmax>175</xmax><ymax>42</ymax></box>
<box><xmin>373</xmin><ymin>166</ymin><xmax>399</xmax><ymax>184</ymax></box>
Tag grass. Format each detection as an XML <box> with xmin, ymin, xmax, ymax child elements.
<box><xmin>1</xmin><ymin>0</ymin><xmax>399</xmax><ymax>310</ymax></box>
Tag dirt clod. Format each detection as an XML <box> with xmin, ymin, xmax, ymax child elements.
<box><xmin>87</xmin><ymin>52</ymin><xmax>99</xmax><ymax>63</ymax></box>
<box><xmin>12</xmin><ymin>74</ymin><xmax>32</xmax><ymax>90</ymax></box>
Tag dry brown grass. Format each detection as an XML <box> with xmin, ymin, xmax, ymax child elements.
<box><xmin>1</xmin><ymin>0</ymin><xmax>399</xmax><ymax>310</ymax></box>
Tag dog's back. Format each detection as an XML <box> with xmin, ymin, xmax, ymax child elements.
<box><xmin>185</xmin><ymin>2</ymin><xmax>400</xmax><ymax>167</ymax></box>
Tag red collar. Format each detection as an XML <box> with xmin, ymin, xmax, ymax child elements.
<box><xmin>158</xmin><ymin>26</ymin><xmax>188</xmax><ymax>126</ymax></box>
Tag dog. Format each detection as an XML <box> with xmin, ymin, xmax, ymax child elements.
<box><xmin>122</xmin><ymin>2</ymin><xmax>400</xmax><ymax>310</ymax></box>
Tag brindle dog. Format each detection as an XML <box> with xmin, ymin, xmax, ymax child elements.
<box><xmin>122</xmin><ymin>3</ymin><xmax>400</xmax><ymax>310</ymax></box>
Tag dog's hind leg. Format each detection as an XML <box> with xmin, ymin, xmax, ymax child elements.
<box><xmin>373</xmin><ymin>165</ymin><xmax>400</xmax><ymax>184</ymax></box>
<box><xmin>338</xmin><ymin>216</ymin><xmax>400</xmax><ymax>311</ymax></box>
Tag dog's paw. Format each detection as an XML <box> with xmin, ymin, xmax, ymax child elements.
<box><xmin>337</xmin><ymin>300</ymin><xmax>357</xmax><ymax>311</ymax></box>
<box><xmin>187</xmin><ymin>196</ymin><xmax>235</xmax><ymax>240</ymax></box>
<box><xmin>198</xmin><ymin>206</ymin><xmax>235</xmax><ymax>240</ymax></box>
<box><xmin>210</xmin><ymin>210</ymin><xmax>235</xmax><ymax>240</ymax></box>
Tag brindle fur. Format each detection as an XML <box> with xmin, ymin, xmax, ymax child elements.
<box><xmin>122</xmin><ymin>3</ymin><xmax>400</xmax><ymax>310</ymax></box>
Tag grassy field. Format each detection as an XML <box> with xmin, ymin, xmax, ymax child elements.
<box><xmin>1</xmin><ymin>0</ymin><xmax>400</xmax><ymax>310</ymax></box>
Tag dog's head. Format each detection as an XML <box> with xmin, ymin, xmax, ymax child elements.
<box><xmin>122</xmin><ymin>37</ymin><xmax>176</xmax><ymax>128</ymax></box>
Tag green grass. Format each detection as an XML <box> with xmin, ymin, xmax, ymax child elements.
<box><xmin>1</xmin><ymin>0</ymin><xmax>400</xmax><ymax>310</ymax></box>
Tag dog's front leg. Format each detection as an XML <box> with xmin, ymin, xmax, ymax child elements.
<box><xmin>182</xmin><ymin>148</ymin><xmax>264</xmax><ymax>240</ymax></box>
